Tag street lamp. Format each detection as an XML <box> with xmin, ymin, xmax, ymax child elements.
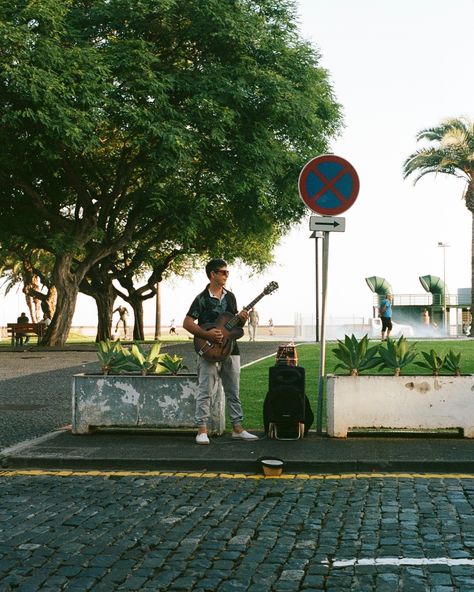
<box><xmin>437</xmin><ymin>241</ymin><xmax>450</xmax><ymax>333</ymax></box>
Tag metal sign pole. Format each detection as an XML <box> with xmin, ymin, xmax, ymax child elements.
<box><xmin>316</xmin><ymin>231</ymin><xmax>329</xmax><ymax>434</ymax></box>
<box><xmin>315</xmin><ymin>234</ymin><xmax>320</xmax><ymax>343</ymax></box>
<box><xmin>299</xmin><ymin>155</ymin><xmax>359</xmax><ymax>434</ymax></box>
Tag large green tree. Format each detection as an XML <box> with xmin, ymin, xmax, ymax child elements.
<box><xmin>403</xmin><ymin>117</ymin><xmax>474</xmax><ymax>334</ymax></box>
<box><xmin>0</xmin><ymin>0</ymin><xmax>342</xmax><ymax>345</ymax></box>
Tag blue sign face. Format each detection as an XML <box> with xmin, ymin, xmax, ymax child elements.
<box><xmin>298</xmin><ymin>155</ymin><xmax>359</xmax><ymax>215</ymax></box>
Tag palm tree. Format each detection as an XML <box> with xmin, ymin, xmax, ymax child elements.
<box><xmin>403</xmin><ymin>117</ymin><xmax>474</xmax><ymax>336</ymax></box>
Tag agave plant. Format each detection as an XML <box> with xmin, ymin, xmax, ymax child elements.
<box><xmin>96</xmin><ymin>340</ymin><xmax>187</xmax><ymax>375</ymax></box>
<box><xmin>443</xmin><ymin>349</ymin><xmax>462</xmax><ymax>376</ymax></box>
<box><xmin>415</xmin><ymin>349</ymin><xmax>445</xmax><ymax>376</ymax></box>
<box><xmin>332</xmin><ymin>334</ymin><xmax>381</xmax><ymax>376</ymax></box>
<box><xmin>96</xmin><ymin>339</ymin><xmax>127</xmax><ymax>375</ymax></box>
<box><xmin>378</xmin><ymin>336</ymin><xmax>417</xmax><ymax>376</ymax></box>
<box><xmin>96</xmin><ymin>339</ymin><xmax>141</xmax><ymax>374</ymax></box>
<box><xmin>156</xmin><ymin>353</ymin><xmax>188</xmax><ymax>375</ymax></box>
<box><xmin>129</xmin><ymin>342</ymin><xmax>165</xmax><ymax>375</ymax></box>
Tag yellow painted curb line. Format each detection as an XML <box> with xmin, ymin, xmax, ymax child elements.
<box><xmin>1</xmin><ymin>470</ymin><xmax>474</xmax><ymax>480</ymax></box>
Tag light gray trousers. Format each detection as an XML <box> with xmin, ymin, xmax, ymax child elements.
<box><xmin>195</xmin><ymin>355</ymin><xmax>243</xmax><ymax>428</ymax></box>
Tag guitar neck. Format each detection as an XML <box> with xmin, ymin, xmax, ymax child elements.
<box><xmin>225</xmin><ymin>291</ymin><xmax>266</xmax><ymax>331</ymax></box>
<box><xmin>244</xmin><ymin>292</ymin><xmax>266</xmax><ymax>312</ymax></box>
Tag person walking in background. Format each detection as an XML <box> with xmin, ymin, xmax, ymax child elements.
<box><xmin>113</xmin><ymin>305</ymin><xmax>129</xmax><ymax>339</ymax></box>
<box><xmin>169</xmin><ymin>319</ymin><xmax>177</xmax><ymax>335</ymax></box>
<box><xmin>379</xmin><ymin>293</ymin><xmax>393</xmax><ymax>341</ymax></box>
<box><xmin>183</xmin><ymin>258</ymin><xmax>258</xmax><ymax>445</ymax></box>
<box><xmin>248</xmin><ymin>307</ymin><xmax>259</xmax><ymax>341</ymax></box>
<box><xmin>268</xmin><ymin>318</ymin><xmax>274</xmax><ymax>336</ymax></box>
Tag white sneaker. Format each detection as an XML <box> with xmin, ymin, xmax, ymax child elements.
<box><xmin>195</xmin><ymin>432</ymin><xmax>210</xmax><ymax>445</ymax></box>
<box><xmin>232</xmin><ymin>430</ymin><xmax>259</xmax><ymax>441</ymax></box>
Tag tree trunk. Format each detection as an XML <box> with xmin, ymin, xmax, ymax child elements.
<box><xmin>154</xmin><ymin>281</ymin><xmax>161</xmax><ymax>340</ymax></box>
<box><xmin>80</xmin><ymin>263</ymin><xmax>117</xmax><ymax>342</ymax></box>
<box><xmin>22</xmin><ymin>282</ymin><xmax>56</xmax><ymax>320</ymax></box>
<box><xmin>471</xmin><ymin>208</ymin><xmax>474</xmax><ymax>337</ymax></box>
<box><xmin>25</xmin><ymin>294</ymin><xmax>36</xmax><ymax>323</ymax></box>
<box><xmin>94</xmin><ymin>289</ymin><xmax>116</xmax><ymax>342</ymax></box>
<box><xmin>41</xmin><ymin>257</ymin><xmax>79</xmax><ymax>346</ymax></box>
<box><xmin>465</xmin><ymin>181</ymin><xmax>474</xmax><ymax>337</ymax></box>
<box><xmin>131</xmin><ymin>298</ymin><xmax>145</xmax><ymax>341</ymax></box>
<box><xmin>43</xmin><ymin>286</ymin><xmax>57</xmax><ymax>320</ymax></box>
<box><xmin>115</xmin><ymin>279</ymin><xmax>148</xmax><ymax>341</ymax></box>
<box><xmin>42</xmin><ymin>284</ymin><xmax>79</xmax><ymax>346</ymax></box>
<box><xmin>22</xmin><ymin>272</ymin><xmax>43</xmax><ymax>322</ymax></box>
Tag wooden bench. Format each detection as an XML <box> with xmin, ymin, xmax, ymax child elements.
<box><xmin>7</xmin><ymin>323</ymin><xmax>45</xmax><ymax>346</ymax></box>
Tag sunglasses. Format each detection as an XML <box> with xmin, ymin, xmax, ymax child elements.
<box><xmin>214</xmin><ymin>269</ymin><xmax>229</xmax><ymax>276</ymax></box>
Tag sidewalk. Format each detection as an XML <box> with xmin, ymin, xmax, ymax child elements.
<box><xmin>2</xmin><ymin>340</ymin><xmax>474</xmax><ymax>475</ymax></box>
<box><xmin>3</xmin><ymin>428</ymin><xmax>474</xmax><ymax>474</ymax></box>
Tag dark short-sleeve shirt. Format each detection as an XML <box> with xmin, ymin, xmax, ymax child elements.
<box><xmin>186</xmin><ymin>286</ymin><xmax>241</xmax><ymax>355</ymax></box>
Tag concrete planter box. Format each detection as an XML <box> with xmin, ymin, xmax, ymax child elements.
<box><xmin>327</xmin><ymin>375</ymin><xmax>474</xmax><ymax>438</ymax></box>
<box><xmin>72</xmin><ymin>373</ymin><xmax>224</xmax><ymax>435</ymax></box>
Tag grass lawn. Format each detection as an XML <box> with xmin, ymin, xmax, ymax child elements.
<box><xmin>239</xmin><ymin>339</ymin><xmax>474</xmax><ymax>431</ymax></box>
<box><xmin>0</xmin><ymin>333</ymin><xmax>189</xmax><ymax>347</ymax></box>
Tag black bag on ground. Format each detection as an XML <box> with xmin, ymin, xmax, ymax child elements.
<box><xmin>263</xmin><ymin>366</ymin><xmax>314</xmax><ymax>439</ymax></box>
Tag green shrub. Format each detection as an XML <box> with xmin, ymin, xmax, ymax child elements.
<box><xmin>96</xmin><ymin>339</ymin><xmax>136</xmax><ymax>375</ymax></box>
<box><xmin>96</xmin><ymin>340</ymin><xmax>185</xmax><ymax>375</ymax></box>
<box><xmin>156</xmin><ymin>353</ymin><xmax>188</xmax><ymax>375</ymax></box>
<box><xmin>443</xmin><ymin>349</ymin><xmax>462</xmax><ymax>376</ymax></box>
<box><xmin>332</xmin><ymin>334</ymin><xmax>381</xmax><ymax>376</ymax></box>
<box><xmin>378</xmin><ymin>336</ymin><xmax>417</xmax><ymax>376</ymax></box>
<box><xmin>415</xmin><ymin>349</ymin><xmax>445</xmax><ymax>376</ymax></box>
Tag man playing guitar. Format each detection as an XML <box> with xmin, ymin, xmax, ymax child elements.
<box><xmin>183</xmin><ymin>259</ymin><xmax>258</xmax><ymax>445</ymax></box>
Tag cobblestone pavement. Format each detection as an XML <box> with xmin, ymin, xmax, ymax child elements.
<box><xmin>2</xmin><ymin>472</ymin><xmax>474</xmax><ymax>591</ymax></box>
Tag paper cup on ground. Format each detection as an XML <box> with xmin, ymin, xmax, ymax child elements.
<box><xmin>260</xmin><ymin>457</ymin><xmax>285</xmax><ymax>477</ymax></box>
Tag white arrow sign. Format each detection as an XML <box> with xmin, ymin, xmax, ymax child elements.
<box><xmin>309</xmin><ymin>216</ymin><xmax>345</xmax><ymax>232</ymax></box>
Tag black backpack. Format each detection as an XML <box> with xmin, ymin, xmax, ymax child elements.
<box><xmin>263</xmin><ymin>366</ymin><xmax>314</xmax><ymax>439</ymax></box>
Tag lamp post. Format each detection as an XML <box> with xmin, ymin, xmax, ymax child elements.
<box><xmin>437</xmin><ymin>241</ymin><xmax>450</xmax><ymax>333</ymax></box>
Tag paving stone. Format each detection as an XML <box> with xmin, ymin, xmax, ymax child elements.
<box><xmin>301</xmin><ymin>574</ymin><xmax>325</xmax><ymax>588</ymax></box>
<box><xmin>2</xmin><ymin>472</ymin><xmax>474</xmax><ymax>590</ymax></box>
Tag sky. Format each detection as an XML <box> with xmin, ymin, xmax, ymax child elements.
<box><xmin>2</xmin><ymin>0</ymin><xmax>474</xmax><ymax>329</ymax></box>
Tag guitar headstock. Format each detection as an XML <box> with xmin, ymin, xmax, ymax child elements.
<box><xmin>263</xmin><ymin>281</ymin><xmax>279</xmax><ymax>295</ymax></box>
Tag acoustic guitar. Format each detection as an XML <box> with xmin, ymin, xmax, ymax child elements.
<box><xmin>194</xmin><ymin>281</ymin><xmax>279</xmax><ymax>362</ymax></box>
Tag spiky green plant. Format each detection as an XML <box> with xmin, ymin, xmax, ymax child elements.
<box><xmin>156</xmin><ymin>353</ymin><xmax>188</xmax><ymax>376</ymax></box>
<box><xmin>96</xmin><ymin>339</ymin><xmax>126</xmax><ymax>375</ymax></box>
<box><xmin>378</xmin><ymin>336</ymin><xmax>418</xmax><ymax>376</ymax></box>
<box><xmin>332</xmin><ymin>334</ymin><xmax>381</xmax><ymax>376</ymax></box>
<box><xmin>443</xmin><ymin>349</ymin><xmax>462</xmax><ymax>376</ymax></box>
<box><xmin>129</xmin><ymin>342</ymin><xmax>165</xmax><ymax>375</ymax></box>
<box><xmin>415</xmin><ymin>349</ymin><xmax>445</xmax><ymax>376</ymax></box>
<box><xmin>96</xmin><ymin>340</ymin><xmax>186</xmax><ymax>375</ymax></box>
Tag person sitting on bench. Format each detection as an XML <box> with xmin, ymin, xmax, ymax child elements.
<box><xmin>15</xmin><ymin>312</ymin><xmax>30</xmax><ymax>346</ymax></box>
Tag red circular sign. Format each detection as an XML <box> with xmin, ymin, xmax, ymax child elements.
<box><xmin>298</xmin><ymin>154</ymin><xmax>360</xmax><ymax>215</ymax></box>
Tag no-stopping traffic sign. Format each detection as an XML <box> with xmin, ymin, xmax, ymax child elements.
<box><xmin>298</xmin><ymin>154</ymin><xmax>359</xmax><ymax>215</ymax></box>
